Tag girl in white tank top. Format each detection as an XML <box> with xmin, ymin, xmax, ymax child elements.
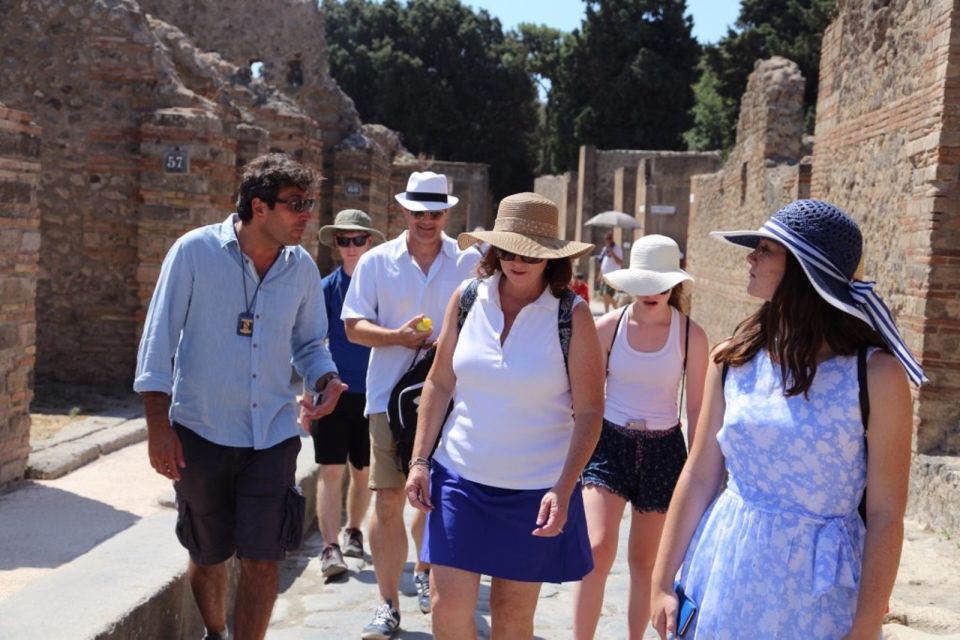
<box><xmin>572</xmin><ymin>235</ymin><xmax>709</xmax><ymax>640</ymax></box>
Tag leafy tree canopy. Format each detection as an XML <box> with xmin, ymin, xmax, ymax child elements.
<box><xmin>322</xmin><ymin>0</ymin><xmax>539</xmax><ymax>200</ymax></box>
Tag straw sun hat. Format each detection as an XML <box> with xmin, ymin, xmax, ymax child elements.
<box><xmin>603</xmin><ymin>234</ymin><xmax>693</xmax><ymax>296</ymax></box>
<box><xmin>458</xmin><ymin>192</ymin><xmax>594</xmax><ymax>260</ymax></box>
<box><xmin>394</xmin><ymin>171</ymin><xmax>459</xmax><ymax>211</ymax></box>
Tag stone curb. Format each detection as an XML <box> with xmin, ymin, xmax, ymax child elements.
<box><xmin>26</xmin><ymin>418</ymin><xmax>148</xmax><ymax>480</ymax></box>
<box><xmin>0</xmin><ymin>442</ymin><xmax>321</xmax><ymax>640</ymax></box>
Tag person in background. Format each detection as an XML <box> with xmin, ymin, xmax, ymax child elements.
<box><xmin>596</xmin><ymin>231</ymin><xmax>624</xmax><ymax>312</ymax></box>
<box><xmin>343</xmin><ymin>171</ymin><xmax>481</xmax><ymax>640</ymax></box>
<box><xmin>405</xmin><ymin>192</ymin><xmax>604</xmax><ymax>639</ymax></box>
<box><xmin>573</xmin><ymin>235</ymin><xmax>708</xmax><ymax>640</ymax></box>
<box><xmin>135</xmin><ymin>153</ymin><xmax>346</xmax><ymax>640</ymax></box>
<box><xmin>300</xmin><ymin>209</ymin><xmax>384</xmax><ymax>580</ymax></box>
<box><xmin>570</xmin><ymin>271</ymin><xmax>590</xmax><ymax>302</ymax></box>
<box><xmin>650</xmin><ymin>200</ymin><xmax>920</xmax><ymax>639</ymax></box>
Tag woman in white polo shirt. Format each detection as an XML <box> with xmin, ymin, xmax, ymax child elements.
<box><xmin>404</xmin><ymin>192</ymin><xmax>604</xmax><ymax>639</ymax></box>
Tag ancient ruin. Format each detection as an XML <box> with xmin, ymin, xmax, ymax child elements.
<box><xmin>0</xmin><ymin>0</ymin><xmax>490</xmax><ymax>487</ymax></box>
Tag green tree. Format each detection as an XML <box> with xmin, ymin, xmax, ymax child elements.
<box><xmin>685</xmin><ymin>0</ymin><xmax>837</xmax><ymax>152</ymax></box>
<box><xmin>322</xmin><ymin>0</ymin><xmax>539</xmax><ymax>200</ymax></box>
<box><xmin>545</xmin><ymin>0</ymin><xmax>701</xmax><ymax>173</ymax></box>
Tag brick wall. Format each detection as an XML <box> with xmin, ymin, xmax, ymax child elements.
<box><xmin>0</xmin><ymin>104</ymin><xmax>40</xmax><ymax>486</ymax></box>
<box><xmin>686</xmin><ymin>57</ymin><xmax>807</xmax><ymax>345</ymax></box>
<box><xmin>812</xmin><ymin>0</ymin><xmax>959</xmax><ymax>455</ymax></box>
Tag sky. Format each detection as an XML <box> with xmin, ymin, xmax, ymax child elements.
<box><xmin>468</xmin><ymin>0</ymin><xmax>741</xmax><ymax>44</ymax></box>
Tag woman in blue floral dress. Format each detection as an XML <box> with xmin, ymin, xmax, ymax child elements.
<box><xmin>650</xmin><ymin>200</ymin><xmax>924</xmax><ymax>639</ymax></box>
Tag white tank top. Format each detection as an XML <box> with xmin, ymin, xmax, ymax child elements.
<box><xmin>433</xmin><ymin>274</ymin><xmax>580</xmax><ymax>489</ymax></box>
<box><xmin>604</xmin><ymin>305</ymin><xmax>684</xmax><ymax>430</ymax></box>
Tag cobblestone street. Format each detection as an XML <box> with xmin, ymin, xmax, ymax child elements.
<box><xmin>267</xmin><ymin>506</ymin><xmax>658</xmax><ymax>639</ymax></box>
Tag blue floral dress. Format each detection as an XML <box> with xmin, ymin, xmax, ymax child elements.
<box><xmin>678</xmin><ymin>350</ymin><xmax>870</xmax><ymax>639</ymax></box>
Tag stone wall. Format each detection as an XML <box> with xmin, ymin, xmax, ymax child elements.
<box><xmin>686</xmin><ymin>57</ymin><xmax>808</xmax><ymax>344</ymax></box>
<box><xmin>0</xmin><ymin>0</ymin><xmax>216</xmax><ymax>385</ymax></box>
<box><xmin>0</xmin><ymin>104</ymin><xmax>41</xmax><ymax>486</ymax></box>
<box><xmin>813</xmin><ymin>0</ymin><xmax>960</xmax><ymax>456</ymax></box>
<box><xmin>137</xmin><ymin>0</ymin><xmax>360</xmax><ymax>145</ymax></box>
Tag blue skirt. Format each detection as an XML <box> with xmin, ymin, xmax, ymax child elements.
<box><xmin>422</xmin><ymin>461</ymin><xmax>593</xmax><ymax>583</ymax></box>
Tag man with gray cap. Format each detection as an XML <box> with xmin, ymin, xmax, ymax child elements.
<box><xmin>300</xmin><ymin>209</ymin><xmax>385</xmax><ymax>580</ymax></box>
<box><xmin>343</xmin><ymin>171</ymin><xmax>480</xmax><ymax>639</ymax></box>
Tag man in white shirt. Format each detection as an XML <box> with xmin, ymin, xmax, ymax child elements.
<box><xmin>597</xmin><ymin>231</ymin><xmax>624</xmax><ymax>311</ymax></box>
<box><xmin>343</xmin><ymin>171</ymin><xmax>481</xmax><ymax>639</ymax></box>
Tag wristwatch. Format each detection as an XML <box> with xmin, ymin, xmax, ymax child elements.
<box><xmin>315</xmin><ymin>371</ymin><xmax>340</xmax><ymax>393</ymax></box>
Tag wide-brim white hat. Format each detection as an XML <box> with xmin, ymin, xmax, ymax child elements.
<box><xmin>458</xmin><ymin>192</ymin><xmax>594</xmax><ymax>259</ymax></box>
<box><xmin>394</xmin><ymin>170</ymin><xmax>459</xmax><ymax>211</ymax></box>
<box><xmin>603</xmin><ymin>234</ymin><xmax>693</xmax><ymax>295</ymax></box>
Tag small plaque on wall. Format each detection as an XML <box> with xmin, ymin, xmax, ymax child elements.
<box><xmin>650</xmin><ymin>205</ymin><xmax>676</xmax><ymax>215</ymax></box>
<box><xmin>345</xmin><ymin>181</ymin><xmax>362</xmax><ymax>197</ymax></box>
<box><xmin>163</xmin><ymin>147</ymin><xmax>189</xmax><ymax>174</ymax></box>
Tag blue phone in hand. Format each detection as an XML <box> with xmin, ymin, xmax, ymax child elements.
<box><xmin>674</xmin><ymin>583</ymin><xmax>698</xmax><ymax>637</ymax></box>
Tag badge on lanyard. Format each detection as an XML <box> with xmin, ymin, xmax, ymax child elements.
<box><xmin>237</xmin><ymin>312</ymin><xmax>255</xmax><ymax>336</ymax></box>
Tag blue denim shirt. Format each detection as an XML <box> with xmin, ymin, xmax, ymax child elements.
<box><xmin>134</xmin><ymin>214</ymin><xmax>337</xmax><ymax>449</ymax></box>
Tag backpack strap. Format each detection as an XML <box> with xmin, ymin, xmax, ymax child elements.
<box><xmin>606</xmin><ymin>305</ymin><xmax>630</xmax><ymax>375</ymax></box>
<box><xmin>678</xmin><ymin>314</ymin><xmax>691</xmax><ymax>423</ymax></box>
<box><xmin>857</xmin><ymin>346</ymin><xmax>870</xmax><ymax>525</ymax></box>
<box><xmin>557</xmin><ymin>288</ymin><xmax>576</xmax><ymax>372</ymax></box>
<box><xmin>457</xmin><ymin>278</ymin><xmax>481</xmax><ymax>331</ymax></box>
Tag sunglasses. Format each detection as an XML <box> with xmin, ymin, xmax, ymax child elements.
<box><xmin>274</xmin><ymin>197</ymin><xmax>315</xmax><ymax>213</ymax></box>
<box><xmin>496</xmin><ymin>248</ymin><xmax>544</xmax><ymax>264</ymax></box>
<box><xmin>410</xmin><ymin>210</ymin><xmax>445</xmax><ymax>220</ymax></box>
<box><xmin>335</xmin><ymin>235</ymin><xmax>370</xmax><ymax>247</ymax></box>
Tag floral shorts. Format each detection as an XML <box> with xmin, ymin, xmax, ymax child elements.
<box><xmin>581</xmin><ymin>419</ymin><xmax>687</xmax><ymax>512</ymax></box>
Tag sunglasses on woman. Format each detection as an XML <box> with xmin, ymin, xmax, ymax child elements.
<box><xmin>410</xmin><ymin>210</ymin><xmax>445</xmax><ymax>220</ymax></box>
<box><xmin>496</xmin><ymin>248</ymin><xmax>545</xmax><ymax>264</ymax></box>
<box><xmin>335</xmin><ymin>235</ymin><xmax>370</xmax><ymax>247</ymax></box>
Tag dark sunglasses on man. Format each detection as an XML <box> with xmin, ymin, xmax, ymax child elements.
<box><xmin>496</xmin><ymin>248</ymin><xmax>545</xmax><ymax>264</ymax></box>
<box><xmin>274</xmin><ymin>197</ymin><xmax>315</xmax><ymax>213</ymax></box>
<box><xmin>335</xmin><ymin>235</ymin><xmax>370</xmax><ymax>248</ymax></box>
<box><xmin>410</xmin><ymin>210</ymin><xmax>445</xmax><ymax>220</ymax></box>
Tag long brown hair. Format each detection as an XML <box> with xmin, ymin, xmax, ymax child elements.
<box><xmin>714</xmin><ymin>252</ymin><xmax>884</xmax><ymax>397</ymax></box>
<box><xmin>476</xmin><ymin>246</ymin><xmax>573</xmax><ymax>298</ymax></box>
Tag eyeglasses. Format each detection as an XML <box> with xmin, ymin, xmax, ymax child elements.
<box><xmin>496</xmin><ymin>248</ymin><xmax>544</xmax><ymax>264</ymax></box>
<box><xmin>410</xmin><ymin>210</ymin><xmax>445</xmax><ymax>220</ymax></box>
<box><xmin>750</xmin><ymin>242</ymin><xmax>784</xmax><ymax>260</ymax></box>
<box><xmin>335</xmin><ymin>235</ymin><xmax>370</xmax><ymax>247</ymax></box>
<box><xmin>274</xmin><ymin>197</ymin><xmax>315</xmax><ymax>213</ymax></box>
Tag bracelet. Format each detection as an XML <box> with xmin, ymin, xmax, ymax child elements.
<box><xmin>410</xmin><ymin>456</ymin><xmax>431</xmax><ymax>469</ymax></box>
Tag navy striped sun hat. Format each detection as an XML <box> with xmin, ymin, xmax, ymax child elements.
<box><xmin>711</xmin><ymin>199</ymin><xmax>926</xmax><ymax>386</ymax></box>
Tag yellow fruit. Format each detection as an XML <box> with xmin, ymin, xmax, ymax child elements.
<box><xmin>416</xmin><ymin>317</ymin><xmax>433</xmax><ymax>332</ymax></box>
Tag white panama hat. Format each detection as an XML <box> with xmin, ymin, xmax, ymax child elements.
<box><xmin>603</xmin><ymin>234</ymin><xmax>693</xmax><ymax>296</ymax></box>
<box><xmin>394</xmin><ymin>171</ymin><xmax>459</xmax><ymax>211</ymax></box>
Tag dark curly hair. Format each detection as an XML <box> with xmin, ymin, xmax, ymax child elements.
<box><xmin>235</xmin><ymin>153</ymin><xmax>315</xmax><ymax>222</ymax></box>
<box><xmin>476</xmin><ymin>245</ymin><xmax>573</xmax><ymax>298</ymax></box>
<box><xmin>714</xmin><ymin>251</ymin><xmax>884</xmax><ymax>397</ymax></box>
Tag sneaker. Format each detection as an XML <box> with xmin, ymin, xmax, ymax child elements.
<box><xmin>320</xmin><ymin>544</ymin><xmax>348</xmax><ymax>579</ymax></box>
<box><xmin>360</xmin><ymin>601</ymin><xmax>400</xmax><ymax>640</ymax></box>
<box><xmin>342</xmin><ymin>527</ymin><xmax>365</xmax><ymax>558</ymax></box>
<box><xmin>413</xmin><ymin>571</ymin><xmax>431</xmax><ymax>614</ymax></box>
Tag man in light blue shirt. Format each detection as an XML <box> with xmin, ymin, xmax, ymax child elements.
<box><xmin>134</xmin><ymin>153</ymin><xmax>346</xmax><ymax>640</ymax></box>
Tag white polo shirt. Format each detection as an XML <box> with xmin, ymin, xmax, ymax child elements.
<box><xmin>342</xmin><ymin>231</ymin><xmax>481</xmax><ymax>415</ymax></box>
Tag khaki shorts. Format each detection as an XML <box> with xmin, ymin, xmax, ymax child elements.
<box><xmin>368</xmin><ymin>412</ymin><xmax>405</xmax><ymax>490</ymax></box>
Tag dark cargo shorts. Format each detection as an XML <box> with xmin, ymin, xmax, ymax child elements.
<box><xmin>172</xmin><ymin>423</ymin><xmax>304</xmax><ymax>565</ymax></box>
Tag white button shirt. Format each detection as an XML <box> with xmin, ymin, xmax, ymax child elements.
<box><xmin>342</xmin><ymin>231</ymin><xmax>481</xmax><ymax>415</ymax></box>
